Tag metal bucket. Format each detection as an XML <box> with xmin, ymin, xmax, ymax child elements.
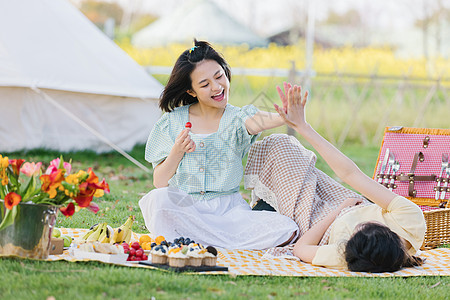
<box><xmin>0</xmin><ymin>200</ymin><xmax>57</xmax><ymax>259</ymax></box>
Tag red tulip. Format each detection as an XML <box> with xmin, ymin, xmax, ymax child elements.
<box><xmin>9</xmin><ymin>159</ymin><xmax>25</xmax><ymax>176</ymax></box>
<box><xmin>60</xmin><ymin>203</ymin><xmax>75</xmax><ymax>217</ymax></box>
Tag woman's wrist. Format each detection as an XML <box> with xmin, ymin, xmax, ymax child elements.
<box><xmin>169</xmin><ymin>146</ymin><xmax>186</xmax><ymax>159</ymax></box>
<box><xmin>293</xmin><ymin>122</ymin><xmax>311</xmax><ymax>136</ymax></box>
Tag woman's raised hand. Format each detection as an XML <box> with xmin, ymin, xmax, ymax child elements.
<box><xmin>174</xmin><ymin>128</ymin><xmax>196</xmax><ymax>154</ymax></box>
<box><xmin>276</xmin><ymin>82</ymin><xmax>291</xmax><ymax>114</ymax></box>
<box><xmin>274</xmin><ymin>83</ymin><xmax>309</xmax><ymax>131</ymax></box>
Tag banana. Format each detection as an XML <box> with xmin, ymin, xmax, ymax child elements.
<box><xmin>80</xmin><ymin>230</ymin><xmax>93</xmax><ymax>242</ymax></box>
<box><xmin>110</xmin><ymin>215</ymin><xmax>134</xmax><ymax>244</ymax></box>
<box><xmin>121</xmin><ymin>215</ymin><xmax>134</xmax><ymax>244</ymax></box>
<box><xmin>86</xmin><ymin>223</ymin><xmax>103</xmax><ymax>242</ymax></box>
<box><xmin>80</xmin><ymin>223</ymin><xmax>101</xmax><ymax>241</ymax></box>
<box><xmin>106</xmin><ymin>225</ymin><xmax>114</xmax><ymax>238</ymax></box>
<box><xmin>99</xmin><ymin>223</ymin><xmax>111</xmax><ymax>243</ymax></box>
<box><xmin>97</xmin><ymin>223</ymin><xmax>107</xmax><ymax>243</ymax></box>
<box><xmin>89</xmin><ymin>223</ymin><xmax>99</xmax><ymax>230</ymax></box>
<box><xmin>122</xmin><ymin>226</ymin><xmax>132</xmax><ymax>244</ymax></box>
<box><xmin>110</xmin><ymin>226</ymin><xmax>124</xmax><ymax>244</ymax></box>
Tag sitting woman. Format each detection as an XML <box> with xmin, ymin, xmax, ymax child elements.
<box><xmin>249</xmin><ymin>83</ymin><xmax>426</xmax><ymax>273</ymax></box>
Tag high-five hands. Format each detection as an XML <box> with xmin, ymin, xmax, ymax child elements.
<box><xmin>276</xmin><ymin>82</ymin><xmax>291</xmax><ymax>114</ymax></box>
<box><xmin>274</xmin><ymin>83</ymin><xmax>309</xmax><ymax>131</ymax></box>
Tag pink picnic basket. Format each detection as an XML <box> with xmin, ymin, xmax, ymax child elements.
<box><xmin>373</xmin><ymin>126</ymin><xmax>450</xmax><ymax>249</ymax></box>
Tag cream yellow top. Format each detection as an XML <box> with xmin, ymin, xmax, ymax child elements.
<box><xmin>311</xmin><ymin>196</ymin><xmax>426</xmax><ymax>270</ymax></box>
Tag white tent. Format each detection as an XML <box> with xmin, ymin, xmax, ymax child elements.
<box><xmin>0</xmin><ymin>0</ymin><xmax>163</xmax><ymax>159</ymax></box>
<box><xmin>132</xmin><ymin>0</ymin><xmax>268</xmax><ymax>48</ymax></box>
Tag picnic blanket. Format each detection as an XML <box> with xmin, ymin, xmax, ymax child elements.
<box><xmin>46</xmin><ymin>228</ymin><xmax>450</xmax><ymax>277</ymax></box>
<box><xmin>40</xmin><ymin>134</ymin><xmax>449</xmax><ymax>276</ymax></box>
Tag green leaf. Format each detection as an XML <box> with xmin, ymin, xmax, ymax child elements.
<box><xmin>58</xmin><ymin>155</ymin><xmax>65</xmax><ymax>169</ymax></box>
<box><xmin>8</xmin><ymin>173</ymin><xmax>19</xmax><ymax>189</ymax></box>
<box><xmin>0</xmin><ymin>205</ymin><xmax>18</xmax><ymax>231</ymax></box>
<box><xmin>0</xmin><ymin>187</ymin><xmax>5</xmax><ymax>199</ymax></box>
<box><xmin>20</xmin><ymin>176</ymin><xmax>41</xmax><ymax>202</ymax></box>
<box><xmin>20</xmin><ymin>176</ymin><xmax>33</xmax><ymax>200</ymax></box>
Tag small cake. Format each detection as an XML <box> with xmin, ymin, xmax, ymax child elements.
<box><xmin>168</xmin><ymin>243</ymin><xmax>180</xmax><ymax>252</ymax></box>
<box><xmin>202</xmin><ymin>246</ymin><xmax>218</xmax><ymax>267</ymax></box>
<box><xmin>151</xmin><ymin>245</ymin><xmax>168</xmax><ymax>264</ymax></box>
<box><xmin>186</xmin><ymin>243</ymin><xmax>204</xmax><ymax>267</ymax></box>
<box><xmin>168</xmin><ymin>246</ymin><xmax>188</xmax><ymax>268</ymax></box>
<box><xmin>173</xmin><ymin>236</ymin><xmax>193</xmax><ymax>246</ymax></box>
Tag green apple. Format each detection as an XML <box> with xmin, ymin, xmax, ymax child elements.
<box><xmin>62</xmin><ymin>235</ymin><xmax>72</xmax><ymax>247</ymax></box>
<box><xmin>52</xmin><ymin>228</ymin><xmax>61</xmax><ymax>238</ymax></box>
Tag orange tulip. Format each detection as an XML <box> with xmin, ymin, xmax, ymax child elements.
<box><xmin>5</xmin><ymin>192</ymin><xmax>21</xmax><ymax>210</ymax></box>
<box><xmin>40</xmin><ymin>169</ymin><xmax>64</xmax><ymax>198</ymax></box>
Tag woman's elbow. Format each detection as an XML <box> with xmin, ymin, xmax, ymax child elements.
<box><xmin>292</xmin><ymin>243</ymin><xmax>315</xmax><ymax>263</ymax></box>
<box><xmin>153</xmin><ymin>182</ymin><xmax>165</xmax><ymax>189</ymax></box>
<box><xmin>292</xmin><ymin>243</ymin><xmax>305</xmax><ymax>259</ymax></box>
<box><xmin>340</xmin><ymin>165</ymin><xmax>365</xmax><ymax>185</ymax></box>
<box><xmin>245</xmin><ymin>123</ymin><xmax>260</xmax><ymax>135</ymax></box>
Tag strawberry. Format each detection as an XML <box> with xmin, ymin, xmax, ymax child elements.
<box><xmin>131</xmin><ymin>241</ymin><xmax>140</xmax><ymax>250</ymax></box>
<box><xmin>136</xmin><ymin>249</ymin><xmax>143</xmax><ymax>258</ymax></box>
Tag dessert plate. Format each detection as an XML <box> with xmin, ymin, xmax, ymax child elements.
<box><xmin>138</xmin><ymin>261</ymin><xmax>228</xmax><ymax>272</ymax></box>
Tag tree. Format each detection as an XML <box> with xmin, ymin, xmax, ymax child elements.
<box><xmin>322</xmin><ymin>9</ymin><xmax>362</xmax><ymax>27</ymax></box>
<box><xmin>403</xmin><ymin>0</ymin><xmax>450</xmax><ymax>58</ymax></box>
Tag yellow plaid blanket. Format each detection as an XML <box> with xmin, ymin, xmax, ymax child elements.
<box><xmin>48</xmin><ymin>228</ymin><xmax>450</xmax><ymax>277</ymax></box>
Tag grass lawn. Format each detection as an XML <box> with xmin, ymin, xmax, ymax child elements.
<box><xmin>1</xmin><ymin>142</ymin><xmax>448</xmax><ymax>300</ymax></box>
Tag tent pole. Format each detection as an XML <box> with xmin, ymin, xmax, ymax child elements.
<box><xmin>31</xmin><ymin>87</ymin><xmax>151</xmax><ymax>173</ymax></box>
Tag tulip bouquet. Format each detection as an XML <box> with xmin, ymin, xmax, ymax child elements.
<box><xmin>0</xmin><ymin>155</ymin><xmax>110</xmax><ymax>231</ymax></box>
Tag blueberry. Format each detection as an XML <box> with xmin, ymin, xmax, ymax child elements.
<box><xmin>178</xmin><ymin>237</ymin><xmax>185</xmax><ymax>244</ymax></box>
<box><xmin>161</xmin><ymin>240</ymin><xmax>168</xmax><ymax>246</ymax></box>
<box><xmin>185</xmin><ymin>238</ymin><xmax>191</xmax><ymax>245</ymax></box>
<box><xmin>173</xmin><ymin>238</ymin><xmax>179</xmax><ymax>244</ymax></box>
<box><xmin>151</xmin><ymin>242</ymin><xmax>157</xmax><ymax>248</ymax></box>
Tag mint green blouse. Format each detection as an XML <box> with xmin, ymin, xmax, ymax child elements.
<box><xmin>145</xmin><ymin>104</ymin><xmax>260</xmax><ymax>200</ymax></box>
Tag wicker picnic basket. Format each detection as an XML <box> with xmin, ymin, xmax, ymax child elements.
<box><xmin>421</xmin><ymin>206</ymin><xmax>450</xmax><ymax>250</ymax></box>
<box><xmin>374</xmin><ymin>127</ymin><xmax>450</xmax><ymax>249</ymax></box>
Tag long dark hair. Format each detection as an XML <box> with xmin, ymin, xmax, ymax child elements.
<box><xmin>159</xmin><ymin>40</ymin><xmax>231</xmax><ymax>112</ymax></box>
<box><xmin>344</xmin><ymin>222</ymin><xmax>424</xmax><ymax>273</ymax></box>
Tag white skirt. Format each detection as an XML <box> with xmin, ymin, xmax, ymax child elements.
<box><xmin>138</xmin><ymin>187</ymin><xmax>299</xmax><ymax>250</ymax></box>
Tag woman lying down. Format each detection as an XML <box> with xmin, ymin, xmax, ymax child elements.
<box><xmin>247</xmin><ymin>83</ymin><xmax>425</xmax><ymax>273</ymax></box>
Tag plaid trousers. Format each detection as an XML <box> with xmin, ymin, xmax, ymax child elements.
<box><xmin>244</xmin><ymin>134</ymin><xmax>370</xmax><ymax>255</ymax></box>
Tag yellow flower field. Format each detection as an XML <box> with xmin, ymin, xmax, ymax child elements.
<box><xmin>118</xmin><ymin>40</ymin><xmax>450</xmax><ymax>146</ymax></box>
<box><xmin>118</xmin><ymin>40</ymin><xmax>450</xmax><ymax>79</ymax></box>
